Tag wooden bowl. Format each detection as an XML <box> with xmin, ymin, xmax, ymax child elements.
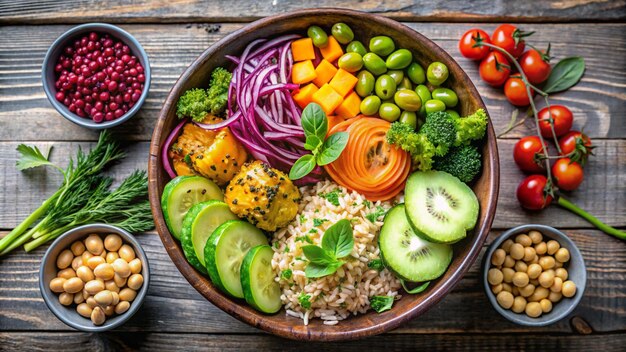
<box><xmin>149</xmin><ymin>8</ymin><xmax>499</xmax><ymax>341</ymax></box>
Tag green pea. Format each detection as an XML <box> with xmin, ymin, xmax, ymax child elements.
<box><xmin>432</xmin><ymin>88</ymin><xmax>458</xmax><ymax>108</ymax></box>
<box><xmin>393</xmin><ymin>90</ymin><xmax>422</xmax><ymax>112</ymax></box>
<box><xmin>399</xmin><ymin>111</ymin><xmax>418</xmax><ymax>129</ymax></box>
<box><xmin>307</xmin><ymin>26</ymin><xmax>328</xmax><ymax>48</ymax></box>
<box><xmin>387</xmin><ymin>70</ymin><xmax>405</xmax><ymax>85</ymax></box>
<box><xmin>346</xmin><ymin>41</ymin><xmax>367</xmax><ymax>57</ymax></box>
<box><xmin>355</xmin><ymin>70</ymin><xmax>375</xmax><ymax>97</ymax></box>
<box><xmin>338</xmin><ymin>52</ymin><xmax>364</xmax><ymax>73</ymax></box>
<box><xmin>398</xmin><ymin>77</ymin><xmax>413</xmax><ymax>91</ymax></box>
<box><xmin>424</xmin><ymin>99</ymin><xmax>446</xmax><ymax>114</ymax></box>
<box><xmin>385</xmin><ymin>49</ymin><xmax>413</xmax><ymax>70</ymax></box>
<box><xmin>369</xmin><ymin>36</ymin><xmax>395</xmax><ymax>57</ymax></box>
<box><xmin>379</xmin><ymin>103</ymin><xmax>401</xmax><ymax>122</ymax></box>
<box><xmin>331</xmin><ymin>23</ymin><xmax>354</xmax><ymax>44</ymax></box>
<box><xmin>407</xmin><ymin>62</ymin><xmax>426</xmax><ymax>84</ymax></box>
<box><xmin>360</xmin><ymin>96</ymin><xmax>381</xmax><ymax>116</ymax></box>
<box><xmin>363</xmin><ymin>53</ymin><xmax>387</xmax><ymax>76</ymax></box>
<box><xmin>415</xmin><ymin>84</ymin><xmax>432</xmax><ymax>117</ymax></box>
<box><xmin>446</xmin><ymin>109</ymin><xmax>460</xmax><ymax>119</ymax></box>
<box><xmin>427</xmin><ymin>62</ymin><xmax>449</xmax><ymax>86</ymax></box>
<box><xmin>375</xmin><ymin>74</ymin><xmax>397</xmax><ymax>100</ymax></box>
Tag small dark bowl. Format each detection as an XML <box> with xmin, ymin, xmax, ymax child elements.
<box><xmin>42</xmin><ymin>23</ymin><xmax>151</xmax><ymax>129</ymax></box>
<box><xmin>39</xmin><ymin>224</ymin><xmax>150</xmax><ymax>332</ymax></box>
<box><xmin>483</xmin><ymin>224</ymin><xmax>586</xmax><ymax>326</ymax></box>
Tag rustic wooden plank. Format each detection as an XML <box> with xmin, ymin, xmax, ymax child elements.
<box><xmin>0</xmin><ymin>23</ymin><xmax>624</xmax><ymax>141</ymax></box>
<box><xmin>0</xmin><ymin>140</ymin><xmax>623</xmax><ymax>230</ymax></box>
<box><xmin>1</xmin><ymin>229</ymin><xmax>624</xmax><ymax>334</ymax></box>
<box><xmin>1</xmin><ymin>0</ymin><xmax>625</xmax><ymax>24</ymax></box>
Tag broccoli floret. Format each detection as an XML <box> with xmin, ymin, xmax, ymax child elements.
<box><xmin>176</xmin><ymin>88</ymin><xmax>211</xmax><ymax>122</ymax></box>
<box><xmin>419</xmin><ymin>111</ymin><xmax>456</xmax><ymax>156</ymax></box>
<box><xmin>433</xmin><ymin>145</ymin><xmax>482</xmax><ymax>183</ymax></box>
<box><xmin>454</xmin><ymin>108</ymin><xmax>488</xmax><ymax>146</ymax></box>
<box><xmin>206</xmin><ymin>67</ymin><xmax>232</xmax><ymax>116</ymax></box>
<box><xmin>175</xmin><ymin>67</ymin><xmax>232</xmax><ymax>122</ymax></box>
<box><xmin>386</xmin><ymin>122</ymin><xmax>436</xmax><ymax>171</ymax></box>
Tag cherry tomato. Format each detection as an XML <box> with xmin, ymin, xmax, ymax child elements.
<box><xmin>513</xmin><ymin>136</ymin><xmax>545</xmax><ymax>173</ymax></box>
<box><xmin>504</xmin><ymin>76</ymin><xmax>534</xmax><ymax>106</ymax></box>
<box><xmin>492</xmin><ymin>24</ymin><xmax>531</xmax><ymax>58</ymax></box>
<box><xmin>552</xmin><ymin>157</ymin><xmax>584</xmax><ymax>191</ymax></box>
<box><xmin>517</xmin><ymin>174</ymin><xmax>553</xmax><ymax>210</ymax></box>
<box><xmin>558</xmin><ymin>131</ymin><xmax>594</xmax><ymax>165</ymax></box>
<box><xmin>537</xmin><ymin>105</ymin><xmax>573</xmax><ymax>138</ymax></box>
<box><xmin>459</xmin><ymin>29</ymin><xmax>491</xmax><ymax>60</ymax></box>
<box><xmin>519</xmin><ymin>48</ymin><xmax>552</xmax><ymax>84</ymax></box>
<box><xmin>479</xmin><ymin>52</ymin><xmax>511</xmax><ymax>87</ymax></box>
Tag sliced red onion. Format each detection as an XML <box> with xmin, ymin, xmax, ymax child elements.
<box><xmin>161</xmin><ymin>119</ymin><xmax>188</xmax><ymax>179</ymax></box>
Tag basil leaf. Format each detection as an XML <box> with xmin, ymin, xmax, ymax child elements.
<box><xmin>370</xmin><ymin>295</ymin><xmax>394</xmax><ymax>313</ymax></box>
<box><xmin>542</xmin><ymin>57</ymin><xmax>585</xmax><ymax>94</ymax></box>
<box><xmin>289</xmin><ymin>154</ymin><xmax>316</xmax><ymax>180</ymax></box>
<box><xmin>304</xmin><ymin>135</ymin><xmax>322</xmax><ymax>152</ymax></box>
<box><xmin>301</xmin><ymin>103</ymin><xmax>328</xmax><ymax>141</ymax></box>
<box><xmin>316</xmin><ymin>132</ymin><xmax>349</xmax><ymax>166</ymax></box>
<box><xmin>321</xmin><ymin>219</ymin><xmax>354</xmax><ymax>258</ymax></box>
<box><xmin>305</xmin><ymin>261</ymin><xmax>343</xmax><ymax>278</ymax></box>
<box><xmin>302</xmin><ymin>245</ymin><xmax>337</xmax><ymax>265</ymax></box>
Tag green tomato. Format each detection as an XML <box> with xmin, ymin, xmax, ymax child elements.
<box><xmin>398</xmin><ymin>77</ymin><xmax>413</xmax><ymax>91</ymax></box>
<box><xmin>338</xmin><ymin>52</ymin><xmax>364</xmax><ymax>73</ymax></box>
<box><xmin>378</xmin><ymin>103</ymin><xmax>401</xmax><ymax>122</ymax></box>
<box><xmin>399</xmin><ymin>111</ymin><xmax>418</xmax><ymax>129</ymax></box>
<box><xmin>424</xmin><ymin>99</ymin><xmax>447</xmax><ymax>114</ymax></box>
<box><xmin>375</xmin><ymin>74</ymin><xmax>397</xmax><ymax>100</ymax></box>
<box><xmin>407</xmin><ymin>62</ymin><xmax>426</xmax><ymax>84</ymax></box>
<box><xmin>426</xmin><ymin>62</ymin><xmax>449</xmax><ymax>86</ymax></box>
<box><xmin>331</xmin><ymin>23</ymin><xmax>354</xmax><ymax>44</ymax></box>
<box><xmin>387</xmin><ymin>70</ymin><xmax>404</xmax><ymax>85</ymax></box>
<box><xmin>355</xmin><ymin>70</ymin><xmax>375</xmax><ymax>97</ymax></box>
<box><xmin>446</xmin><ymin>109</ymin><xmax>460</xmax><ymax>119</ymax></box>
<box><xmin>369</xmin><ymin>36</ymin><xmax>395</xmax><ymax>57</ymax></box>
<box><xmin>360</xmin><ymin>96</ymin><xmax>381</xmax><ymax>116</ymax></box>
<box><xmin>393</xmin><ymin>90</ymin><xmax>422</xmax><ymax>112</ymax></box>
<box><xmin>307</xmin><ymin>26</ymin><xmax>328</xmax><ymax>48</ymax></box>
<box><xmin>415</xmin><ymin>84</ymin><xmax>432</xmax><ymax>117</ymax></box>
<box><xmin>346</xmin><ymin>41</ymin><xmax>367</xmax><ymax>57</ymax></box>
<box><xmin>362</xmin><ymin>53</ymin><xmax>387</xmax><ymax>76</ymax></box>
<box><xmin>431</xmin><ymin>88</ymin><xmax>458</xmax><ymax>108</ymax></box>
<box><xmin>385</xmin><ymin>49</ymin><xmax>413</xmax><ymax>70</ymax></box>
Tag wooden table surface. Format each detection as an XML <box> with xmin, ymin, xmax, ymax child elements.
<box><xmin>1</xmin><ymin>1</ymin><xmax>625</xmax><ymax>350</ymax></box>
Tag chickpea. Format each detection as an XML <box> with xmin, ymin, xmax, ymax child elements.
<box><xmin>528</xmin><ymin>230</ymin><xmax>543</xmax><ymax>244</ymax></box>
<box><xmin>549</xmin><ymin>291</ymin><xmax>563</xmax><ymax>303</ymax></box>
<box><xmin>527</xmin><ymin>263</ymin><xmax>542</xmax><ymax>279</ymax></box>
<box><xmin>71</xmin><ymin>256</ymin><xmax>83</xmax><ymax>271</ymax></box>
<box><xmin>104</xmin><ymin>234</ymin><xmax>123</xmax><ymax>252</ymax></box>
<box><xmin>70</xmin><ymin>241</ymin><xmax>86</xmax><ymax>256</ymax></box>
<box><xmin>85</xmin><ymin>279</ymin><xmax>105</xmax><ymax>295</ymax></box>
<box><xmin>555</xmin><ymin>248</ymin><xmax>570</xmax><ymax>263</ymax></box>
<box><xmin>76</xmin><ymin>303</ymin><xmax>93</xmax><ymax>318</ymax></box>
<box><xmin>87</xmin><ymin>256</ymin><xmax>105</xmax><ymax>270</ymax></box>
<box><xmin>86</xmin><ymin>297</ymin><xmax>98</xmax><ymax>309</ymax></box>
<box><xmin>127</xmin><ymin>274</ymin><xmax>144</xmax><ymax>290</ymax></box>
<box><xmin>94</xmin><ymin>290</ymin><xmax>114</xmax><ymax>307</ymax></box>
<box><xmin>496</xmin><ymin>291</ymin><xmax>514</xmax><ymax>309</ymax></box>
<box><xmin>115</xmin><ymin>301</ymin><xmax>130</xmax><ymax>315</ymax></box>
<box><xmin>562</xmin><ymin>280</ymin><xmax>577</xmax><ymax>298</ymax></box>
<box><xmin>128</xmin><ymin>258</ymin><xmax>142</xmax><ymax>275</ymax></box>
<box><xmin>503</xmin><ymin>255</ymin><xmax>515</xmax><ymax>268</ymax></box>
<box><xmin>111</xmin><ymin>291</ymin><xmax>120</xmax><ymax>306</ymax></box>
<box><xmin>539</xmin><ymin>256</ymin><xmax>555</xmax><ymax>270</ymax></box>
<box><xmin>512</xmin><ymin>286</ymin><xmax>520</xmax><ymax>296</ymax></box>
<box><xmin>555</xmin><ymin>268</ymin><xmax>568</xmax><ymax>281</ymax></box>
<box><xmin>81</xmin><ymin>251</ymin><xmax>94</xmax><ymax>266</ymax></box>
<box><xmin>74</xmin><ymin>291</ymin><xmax>85</xmax><ymax>304</ymax></box>
<box><xmin>94</xmin><ymin>263</ymin><xmax>115</xmax><ymax>280</ymax></box>
<box><xmin>118</xmin><ymin>244</ymin><xmax>136</xmax><ymax>262</ymax></box>
<box><xmin>112</xmin><ymin>258</ymin><xmax>131</xmax><ymax>278</ymax></box>
<box><xmin>528</xmin><ymin>287</ymin><xmax>549</xmax><ymax>302</ymax></box>
<box><xmin>491</xmin><ymin>284</ymin><xmax>503</xmax><ymax>294</ymax></box>
<box><xmin>99</xmin><ymin>251</ymin><xmax>107</xmax><ymax>259</ymax></box>
<box><xmin>512</xmin><ymin>272</ymin><xmax>529</xmax><ymax>287</ymax></box>
<box><xmin>535</xmin><ymin>242</ymin><xmax>547</xmax><ymax>255</ymax></box>
<box><xmin>501</xmin><ymin>239</ymin><xmax>514</xmax><ymax>253</ymax></box>
<box><xmin>540</xmin><ymin>299</ymin><xmax>553</xmax><ymax>313</ymax></box>
<box><xmin>56</xmin><ymin>249</ymin><xmax>74</xmax><ymax>269</ymax></box>
<box><xmin>63</xmin><ymin>277</ymin><xmax>84</xmax><ymax>293</ymax></box>
<box><xmin>551</xmin><ymin>277</ymin><xmax>563</xmax><ymax>293</ymax></box>
<box><xmin>91</xmin><ymin>306</ymin><xmax>106</xmax><ymax>325</ymax></box>
<box><xmin>529</xmin><ymin>278</ymin><xmax>539</xmax><ymax>286</ymax></box>
<box><xmin>519</xmin><ymin>284</ymin><xmax>535</xmax><ymax>298</ymax></box>
<box><xmin>515</xmin><ymin>234</ymin><xmax>532</xmax><ymax>247</ymax></box>
<box><xmin>555</xmin><ymin>261</ymin><xmax>564</xmax><ymax>268</ymax></box>
<box><xmin>523</xmin><ymin>247</ymin><xmax>536</xmax><ymax>262</ymax></box>
<box><xmin>105</xmin><ymin>280</ymin><xmax>120</xmax><ymax>293</ymax></box>
<box><xmin>547</xmin><ymin>240</ymin><xmax>560</xmax><ymax>255</ymax></box>
<box><xmin>76</xmin><ymin>266</ymin><xmax>94</xmax><ymax>283</ymax></box>
<box><xmin>106</xmin><ymin>251</ymin><xmax>119</xmax><ymax>264</ymax></box>
<box><xmin>114</xmin><ymin>273</ymin><xmax>127</xmax><ymax>287</ymax></box>
<box><xmin>491</xmin><ymin>249</ymin><xmax>506</xmax><ymax>266</ymax></box>
<box><xmin>85</xmin><ymin>234</ymin><xmax>104</xmax><ymax>255</ymax></box>
<box><xmin>501</xmin><ymin>283</ymin><xmax>513</xmax><ymax>293</ymax></box>
<box><xmin>511</xmin><ymin>296</ymin><xmax>527</xmax><ymax>314</ymax></box>
<box><xmin>515</xmin><ymin>261</ymin><xmax>528</xmax><ymax>273</ymax></box>
<box><xmin>502</xmin><ymin>268</ymin><xmax>515</xmax><ymax>283</ymax></box>
<box><xmin>525</xmin><ymin>302</ymin><xmax>542</xmax><ymax>318</ymax></box>
<box><xmin>104</xmin><ymin>305</ymin><xmax>115</xmax><ymax>316</ymax></box>
<box><xmin>57</xmin><ymin>268</ymin><xmax>76</xmax><ymax>279</ymax></box>
<box><xmin>510</xmin><ymin>243</ymin><xmax>525</xmax><ymax>260</ymax></box>
<box><xmin>59</xmin><ymin>292</ymin><xmax>73</xmax><ymax>306</ymax></box>
<box><xmin>82</xmin><ymin>288</ymin><xmax>90</xmax><ymax>300</ymax></box>
<box><xmin>119</xmin><ymin>288</ymin><xmax>137</xmax><ymax>302</ymax></box>
<box><xmin>539</xmin><ymin>271</ymin><xmax>555</xmax><ymax>288</ymax></box>
<box><xmin>488</xmin><ymin>268</ymin><xmax>503</xmax><ymax>285</ymax></box>
<box><xmin>529</xmin><ymin>255</ymin><xmax>539</xmax><ymax>265</ymax></box>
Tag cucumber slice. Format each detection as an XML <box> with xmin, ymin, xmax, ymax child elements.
<box><xmin>241</xmin><ymin>245</ymin><xmax>282</xmax><ymax>314</ymax></box>
<box><xmin>180</xmin><ymin>200</ymin><xmax>238</xmax><ymax>274</ymax></box>
<box><xmin>161</xmin><ymin>176</ymin><xmax>223</xmax><ymax>240</ymax></box>
<box><xmin>205</xmin><ymin>220</ymin><xmax>268</xmax><ymax>298</ymax></box>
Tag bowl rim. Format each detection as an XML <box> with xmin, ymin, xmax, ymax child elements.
<box><xmin>148</xmin><ymin>8</ymin><xmax>500</xmax><ymax>341</ymax></box>
<box><xmin>482</xmin><ymin>224</ymin><xmax>587</xmax><ymax>327</ymax></box>
<box><xmin>38</xmin><ymin>223</ymin><xmax>150</xmax><ymax>332</ymax></box>
<box><xmin>41</xmin><ymin>22</ymin><xmax>151</xmax><ymax>130</ymax></box>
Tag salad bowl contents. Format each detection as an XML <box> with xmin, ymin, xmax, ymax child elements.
<box><xmin>149</xmin><ymin>9</ymin><xmax>499</xmax><ymax>340</ymax></box>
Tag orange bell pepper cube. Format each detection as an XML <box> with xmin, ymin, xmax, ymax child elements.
<box><xmin>335</xmin><ymin>91</ymin><xmax>362</xmax><ymax>118</ymax></box>
<box><xmin>312</xmin><ymin>59</ymin><xmax>338</xmax><ymax>87</ymax></box>
<box><xmin>291</xmin><ymin>38</ymin><xmax>316</xmax><ymax>62</ymax></box>
<box><xmin>329</xmin><ymin>69</ymin><xmax>358</xmax><ymax>97</ymax></box>
<box><xmin>312</xmin><ymin>84</ymin><xmax>343</xmax><ymax>115</ymax></box>
<box><xmin>319</xmin><ymin>36</ymin><xmax>344</xmax><ymax>63</ymax></box>
<box><xmin>291</xmin><ymin>60</ymin><xmax>317</xmax><ymax>84</ymax></box>
<box><xmin>326</xmin><ymin>115</ymin><xmax>346</xmax><ymax>134</ymax></box>
<box><xmin>292</xmin><ymin>83</ymin><xmax>319</xmax><ymax>109</ymax></box>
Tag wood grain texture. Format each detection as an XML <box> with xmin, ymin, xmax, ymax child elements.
<box><xmin>1</xmin><ymin>0</ymin><xmax>625</xmax><ymax>24</ymax></box>
<box><xmin>1</xmin><ymin>23</ymin><xmax>625</xmax><ymax>142</ymax></box>
<box><xmin>1</xmin><ymin>230</ymin><xmax>624</xmax><ymax>334</ymax></box>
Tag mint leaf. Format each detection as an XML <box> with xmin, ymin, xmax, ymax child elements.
<box><xmin>16</xmin><ymin>144</ymin><xmax>56</xmax><ymax>171</ymax></box>
<box><xmin>300</xmin><ymin>103</ymin><xmax>328</xmax><ymax>142</ymax></box>
<box><xmin>289</xmin><ymin>154</ymin><xmax>316</xmax><ymax>180</ymax></box>
<box><xmin>370</xmin><ymin>296</ymin><xmax>394</xmax><ymax>313</ymax></box>
<box><xmin>305</xmin><ymin>261</ymin><xmax>343</xmax><ymax>278</ymax></box>
<box><xmin>321</xmin><ymin>219</ymin><xmax>354</xmax><ymax>258</ymax></box>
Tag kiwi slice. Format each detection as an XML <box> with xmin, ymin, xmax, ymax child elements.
<box><xmin>379</xmin><ymin>205</ymin><xmax>453</xmax><ymax>282</ymax></box>
<box><xmin>405</xmin><ymin>170</ymin><xmax>479</xmax><ymax>243</ymax></box>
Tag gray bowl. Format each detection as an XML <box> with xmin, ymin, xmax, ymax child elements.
<box><xmin>39</xmin><ymin>224</ymin><xmax>150</xmax><ymax>332</ymax></box>
<box><xmin>483</xmin><ymin>224</ymin><xmax>586</xmax><ymax>326</ymax></box>
<box><xmin>42</xmin><ymin>23</ymin><xmax>151</xmax><ymax>129</ymax></box>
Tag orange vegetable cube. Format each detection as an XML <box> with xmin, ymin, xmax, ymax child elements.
<box><xmin>291</xmin><ymin>60</ymin><xmax>317</xmax><ymax>84</ymax></box>
<box><xmin>319</xmin><ymin>36</ymin><xmax>344</xmax><ymax>62</ymax></box>
<box><xmin>326</xmin><ymin>115</ymin><xmax>346</xmax><ymax>135</ymax></box>
<box><xmin>292</xmin><ymin>83</ymin><xmax>319</xmax><ymax>109</ymax></box>
<box><xmin>312</xmin><ymin>59</ymin><xmax>338</xmax><ymax>87</ymax></box>
<box><xmin>329</xmin><ymin>69</ymin><xmax>358</xmax><ymax>97</ymax></box>
<box><xmin>335</xmin><ymin>91</ymin><xmax>362</xmax><ymax>118</ymax></box>
<box><xmin>312</xmin><ymin>84</ymin><xmax>343</xmax><ymax>115</ymax></box>
<box><xmin>291</xmin><ymin>38</ymin><xmax>316</xmax><ymax>62</ymax></box>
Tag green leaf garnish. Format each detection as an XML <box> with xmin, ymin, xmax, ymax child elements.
<box><xmin>289</xmin><ymin>154</ymin><xmax>316</xmax><ymax>180</ymax></box>
<box><xmin>16</xmin><ymin>144</ymin><xmax>57</xmax><ymax>171</ymax></box>
<box><xmin>370</xmin><ymin>295</ymin><xmax>394</xmax><ymax>313</ymax></box>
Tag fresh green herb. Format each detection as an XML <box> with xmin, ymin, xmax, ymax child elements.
<box><xmin>543</xmin><ymin>57</ymin><xmax>585</xmax><ymax>94</ymax></box>
<box><xmin>176</xmin><ymin>67</ymin><xmax>232</xmax><ymax>121</ymax></box>
<box><xmin>370</xmin><ymin>296</ymin><xmax>394</xmax><ymax>313</ymax></box>
<box><xmin>302</xmin><ymin>220</ymin><xmax>354</xmax><ymax>278</ymax></box>
<box><xmin>280</xmin><ymin>269</ymin><xmax>293</xmax><ymax>280</ymax></box>
<box><xmin>296</xmin><ymin>235</ymin><xmax>314</xmax><ymax>244</ymax></box>
<box><xmin>299</xmin><ymin>214</ymin><xmax>307</xmax><ymax>223</ymax></box>
<box><xmin>15</xmin><ymin>145</ymin><xmax>58</xmax><ymax>171</ymax></box>
<box><xmin>366</xmin><ymin>206</ymin><xmax>387</xmax><ymax>223</ymax></box>
<box><xmin>298</xmin><ymin>293</ymin><xmax>312</xmax><ymax>309</ymax></box>
<box><xmin>313</xmin><ymin>218</ymin><xmax>328</xmax><ymax>227</ymax></box>
<box><xmin>321</xmin><ymin>189</ymin><xmax>341</xmax><ymax>206</ymax></box>
<box><xmin>273</xmin><ymin>241</ymin><xmax>280</xmax><ymax>249</ymax></box>
<box><xmin>289</xmin><ymin>103</ymin><xmax>349</xmax><ymax>180</ymax></box>
<box><xmin>368</xmin><ymin>259</ymin><xmax>385</xmax><ymax>271</ymax></box>
<box><xmin>363</xmin><ymin>199</ymin><xmax>371</xmax><ymax>208</ymax></box>
<box><xmin>308</xmin><ymin>228</ymin><xmax>318</xmax><ymax>234</ymax></box>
